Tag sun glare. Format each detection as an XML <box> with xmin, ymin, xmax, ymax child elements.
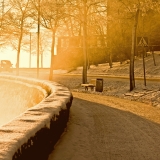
<box><xmin>0</xmin><ymin>47</ymin><xmax>51</xmax><ymax>68</ymax></box>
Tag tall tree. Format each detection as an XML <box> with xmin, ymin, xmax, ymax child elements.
<box><xmin>37</xmin><ymin>0</ymin><xmax>67</xmax><ymax>80</ymax></box>
<box><xmin>82</xmin><ymin>0</ymin><xmax>87</xmax><ymax>83</ymax></box>
<box><xmin>130</xmin><ymin>8</ymin><xmax>139</xmax><ymax>91</ymax></box>
<box><xmin>4</xmin><ymin>0</ymin><xmax>31</xmax><ymax>75</ymax></box>
<box><xmin>114</xmin><ymin>0</ymin><xmax>160</xmax><ymax>91</ymax></box>
<box><xmin>66</xmin><ymin>0</ymin><xmax>107</xmax><ymax>83</ymax></box>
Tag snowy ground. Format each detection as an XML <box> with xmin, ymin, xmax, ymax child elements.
<box><xmin>69</xmin><ymin>51</ymin><xmax>160</xmax><ymax>78</ymax></box>
<box><xmin>49</xmin><ymin>52</ymin><xmax>160</xmax><ymax>108</ymax></box>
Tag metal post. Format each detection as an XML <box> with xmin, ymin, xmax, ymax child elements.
<box><xmin>142</xmin><ymin>16</ymin><xmax>146</xmax><ymax>86</ymax></box>
<box><xmin>142</xmin><ymin>46</ymin><xmax>146</xmax><ymax>86</ymax></box>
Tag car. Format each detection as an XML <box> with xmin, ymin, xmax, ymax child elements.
<box><xmin>0</xmin><ymin>60</ymin><xmax>13</xmax><ymax>72</ymax></box>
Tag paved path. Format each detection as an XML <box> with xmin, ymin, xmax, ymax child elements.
<box><xmin>48</xmin><ymin>92</ymin><xmax>160</xmax><ymax>160</ymax></box>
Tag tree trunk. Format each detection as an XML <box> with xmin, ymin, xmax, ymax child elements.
<box><xmin>41</xmin><ymin>51</ymin><xmax>43</xmax><ymax>68</ymax></box>
<box><xmin>16</xmin><ymin>15</ymin><xmax>24</xmax><ymax>76</ymax></box>
<box><xmin>49</xmin><ymin>29</ymin><xmax>56</xmax><ymax>81</ymax></box>
<box><xmin>37</xmin><ymin>0</ymin><xmax>40</xmax><ymax>78</ymax></box>
<box><xmin>39</xmin><ymin>34</ymin><xmax>43</xmax><ymax>68</ymax></box>
<box><xmin>29</xmin><ymin>32</ymin><xmax>31</xmax><ymax>68</ymax></box>
<box><xmin>107</xmin><ymin>0</ymin><xmax>112</xmax><ymax>69</ymax></box>
<box><xmin>108</xmin><ymin>50</ymin><xmax>112</xmax><ymax>68</ymax></box>
<box><xmin>82</xmin><ymin>0</ymin><xmax>87</xmax><ymax>84</ymax></box>
<box><xmin>16</xmin><ymin>32</ymin><xmax>23</xmax><ymax>76</ymax></box>
<box><xmin>130</xmin><ymin>9</ymin><xmax>139</xmax><ymax>91</ymax></box>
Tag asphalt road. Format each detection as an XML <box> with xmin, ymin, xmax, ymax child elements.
<box><xmin>48</xmin><ymin>92</ymin><xmax>160</xmax><ymax>160</ymax></box>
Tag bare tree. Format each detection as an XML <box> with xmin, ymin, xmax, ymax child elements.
<box><xmin>34</xmin><ymin>0</ymin><xmax>67</xmax><ymax>80</ymax></box>
<box><xmin>130</xmin><ymin>8</ymin><xmax>139</xmax><ymax>91</ymax></box>
<box><xmin>65</xmin><ymin>0</ymin><xmax>107</xmax><ymax>83</ymax></box>
<box><xmin>39</xmin><ymin>30</ymin><xmax>52</xmax><ymax>68</ymax></box>
<box><xmin>112</xmin><ymin>0</ymin><xmax>160</xmax><ymax>91</ymax></box>
<box><xmin>0</xmin><ymin>0</ymin><xmax>16</xmax><ymax>46</ymax></box>
<box><xmin>4</xmin><ymin>0</ymin><xmax>32</xmax><ymax>75</ymax></box>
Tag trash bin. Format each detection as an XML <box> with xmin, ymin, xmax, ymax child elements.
<box><xmin>96</xmin><ymin>78</ymin><xmax>103</xmax><ymax>92</ymax></box>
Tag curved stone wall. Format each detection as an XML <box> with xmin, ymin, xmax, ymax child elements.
<box><xmin>0</xmin><ymin>75</ymin><xmax>73</xmax><ymax>160</ymax></box>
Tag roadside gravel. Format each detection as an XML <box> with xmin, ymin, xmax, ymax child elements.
<box><xmin>52</xmin><ymin>74</ymin><xmax>160</xmax><ymax>108</ymax></box>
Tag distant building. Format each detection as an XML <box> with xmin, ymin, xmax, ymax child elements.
<box><xmin>55</xmin><ymin>35</ymin><xmax>108</xmax><ymax>68</ymax></box>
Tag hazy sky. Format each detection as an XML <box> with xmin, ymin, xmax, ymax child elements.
<box><xmin>0</xmin><ymin>47</ymin><xmax>51</xmax><ymax>68</ymax></box>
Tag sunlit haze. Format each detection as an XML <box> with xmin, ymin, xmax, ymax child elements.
<box><xmin>0</xmin><ymin>47</ymin><xmax>51</xmax><ymax>68</ymax></box>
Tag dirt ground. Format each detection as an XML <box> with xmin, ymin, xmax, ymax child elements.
<box><xmin>48</xmin><ymin>92</ymin><xmax>160</xmax><ymax>160</ymax></box>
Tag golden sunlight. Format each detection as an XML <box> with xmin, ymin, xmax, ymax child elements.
<box><xmin>0</xmin><ymin>47</ymin><xmax>51</xmax><ymax>68</ymax></box>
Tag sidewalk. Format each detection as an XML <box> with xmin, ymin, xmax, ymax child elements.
<box><xmin>48</xmin><ymin>92</ymin><xmax>160</xmax><ymax>160</ymax></box>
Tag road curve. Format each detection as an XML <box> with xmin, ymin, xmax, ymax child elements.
<box><xmin>48</xmin><ymin>92</ymin><xmax>160</xmax><ymax>160</ymax></box>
